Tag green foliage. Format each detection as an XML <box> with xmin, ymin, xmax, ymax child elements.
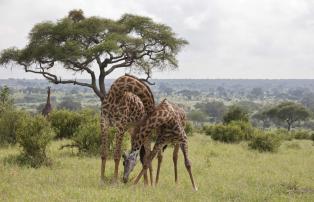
<box><xmin>0</xmin><ymin>85</ymin><xmax>14</xmax><ymax>114</ymax></box>
<box><xmin>48</xmin><ymin>109</ymin><xmax>84</xmax><ymax>139</ymax></box>
<box><xmin>311</xmin><ymin>133</ymin><xmax>314</xmax><ymax>142</ymax></box>
<box><xmin>249</xmin><ymin>131</ymin><xmax>282</xmax><ymax>152</ymax></box>
<box><xmin>0</xmin><ymin>109</ymin><xmax>28</xmax><ymax>146</ymax></box>
<box><xmin>16</xmin><ymin>115</ymin><xmax>55</xmax><ymax>167</ymax></box>
<box><xmin>228</xmin><ymin>121</ymin><xmax>256</xmax><ymax>140</ymax></box>
<box><xmin>187</xmin><ymin>110</ymin><xmax>207</xmax><ymax>123</ymax></box>
<box><xmin>71</xmin><ymin>118</ymin><xmax>100</xmax><ymax>155</ymax></box>
<box><xmin>291</xmin><ymin>130</ymin><xmax>312</xmax><ymax>140</ymax></box>
<box><xmin>204</xmin><ymin>124</ymin><xmax>244</xmax><ymax>143</ymax></box>
<box><xmin>270</xmin><ymin>128</ymin><xmax>294</xmax><ymax>141</ymax></box>
<box><xmin>265</xmin><ymin>102</ymin><xmax>311</xmax><ymax>131</ymax></box>
<box><xmin>194</xmin><ymin>101</ymin><xmax>226</xmax><ymax>122</ymax></box>
<box><xmin>223</xmin><ymin>105</ymin><xmax>249</xmax><ymax>124</ymax></box>
<box><xmin>62</xmin><ymin>111</ymin><xmax>129</xmax><ymax>157</ymax></box>
<box><xmin>0</xmin><ymin>10</ymin><xmax>187</xmax><ymax>78</ymax></box>
<box><xmin>184</xmin><ymin>121</ymin><xmax>194</xmax><ymax>136</ymax></box>
<box><xmin>57</xmin><ymin>97</ymin><xmax>82</xmax><ymax>111</ymax></box>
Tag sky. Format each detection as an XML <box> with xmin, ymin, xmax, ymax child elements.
<box><xmin>1</xmin><ymin>0</ymin><xmax>314</xmax><ymax>79</ymax></box>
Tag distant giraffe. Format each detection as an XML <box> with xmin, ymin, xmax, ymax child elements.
<box><xmin>123</xmin><ymin>99</ymin><xmax>197</xmax><ymax>190</ymax></box>
<box><xmin>42</xmin><ymin>87</ymin><xmax>52</xmax><ymax>117</ymax></box>
<box><xmin>100</xmin><ymin>74</ymin><xmax>156</xmax><ymax>184</ymax></box>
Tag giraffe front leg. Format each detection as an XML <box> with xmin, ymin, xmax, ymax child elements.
<box><xmin>113</xmin><ymin>128</ymin><xmax>125</xmax><ymax>183</ymax></box>
<box><xmin>155</xmin><ymin>151</ymin><xmax>163</xmax><ymax>186</ymax></box>
<box><xmin>173</xmin><ymin>144</ymin><xmax>180</xmax><ymax>184</ymax></box>
<box><xmin>100</xmin><ymin>116</ymin><xmax>108</xmax><ymax>186</ymax></box>
<box><xmin>180</xmin><ymin>143</ymin><xmax>198</xmax><ymax>191</ymax></box>
<box><xmin>134</xmin><ymin>139</ymin><xmax>164</xmax><ymax>186</ymax></box>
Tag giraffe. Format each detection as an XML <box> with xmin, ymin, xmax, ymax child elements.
<box><xmin>122</xmin><ymin>102</ymin><xmax>186</xmax><ymax>185</ymax></box>
<box><xmin>123</xmin><ymin>99</ymin><xmax>197</xmax><ymax>191</ymax></box>
<box><xmin>42</xmin><ymin>86</ymin><xmax>52</xmax><ymax>117</ymax></box>
<box><xmin>100</xmin><ymin>74</ymin><xmax>156</xmax><ymax>184</ymax></box>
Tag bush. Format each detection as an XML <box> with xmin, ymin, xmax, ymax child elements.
<box><xmin>70</xmin><ymin>119</ymin><xmax>101</xmax><ymax>155</ymax></box>
<box><xmin>291</xmin><ymin>130</ymin><xmax>312</xmax><ymax>140</ymax></box>
<box><xmin>57</xmin><ymin>97</ymin><xmax>82</xmax><ymax>111</ymax></box>
<box><xmin>223</xmin><ymin>106</ymin><xmax>249</xmax><ymax>124</ymax></box>
<box><xmin>249</xmin><ymin>131</ymin><xmax>281</xmax><ymax>152</ymax></box>
<box><xmin>204</xmin><ymin>124</ymin><xmax>244</xmax><ymax>143</ymax></box>
<box><xmin>270</xmin><ymin>128</ymin><xmax>294</xmax><ymax>141</ymax></box>
<box><xmin>16</xmin><ymin>115</ymin><xmax>55</xmax><ymax>167</ymax></box>
<box><xmin>49</xmin><ymin>109</ymin><xmax>84</xmax><ymax>139</ymax></box>
<box><xmin>0</xmin><ymin>109</ymin><xmax>28</xmax><ymax>146</ymax></box>
<box><xmin>228</xmin><ymin>121</ymin><xmax>255</xmax><ymax>140</ymax></box>
<box><xmin>184</xmin><ymin>121</ymin><xmax>194</xmax><ymax>136</ymax></box>
<box><xmin>311</xmin><ymin>133</ymin><xmax>314</xmax><ymax>142</ymax></box>
<box><xmin>62</xmin><ymin>115</ymin><xmax>129</xmax><ymax>157</ymax></box>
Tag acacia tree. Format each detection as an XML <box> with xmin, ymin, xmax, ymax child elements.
<box><xmin>266</xmin><ymin>102</ymin><xmax>311</xmax><ymax>131</ymax></box>
<box><xmin>0</xmin><ymin>9</ymin><xmax>187</xmax><ymax>181</ymax></box>
<box><xmin>0</xmin><ymin>9</ymin><xmax>187</xmax><ymax>99</ymax></box>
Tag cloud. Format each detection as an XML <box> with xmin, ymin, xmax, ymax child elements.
<box><xmin>1</xmin><ymin>0</ymin><xmax>314</xmax><ymax>79</ymax></box>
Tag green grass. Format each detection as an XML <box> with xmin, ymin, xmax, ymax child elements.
<box><xmin>1</xmin><ymin>135</ymin><xmax>314</xmax><ymax>201</ymax></box>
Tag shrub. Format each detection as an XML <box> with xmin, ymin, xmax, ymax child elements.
<box><xmin>311</xmin><ymin>133</ymin><xmax>314</xmax><ymax>142</ymax></box>
<box><xmin>62</xmin><ymin>115</ymin><xmax>129</xmax><ymax>157</ymax></box>
<box><xmin>0</xmin><ymin>109</ymin><xmax>28</xmax><ymax>146</ymax></box>
<box><xmin>204</xmin><ymin>124</ymin><xmax>244</xmax><ymax>143</ymax></box>
<box><xmin>16</xmin><ymin>115</ymin><xmax>55</xmax><ymax>167</ymax></box>
<box><xmin>49</xmin><ymin>109</ymin><xmax>84</xmax><ymax>139</ymax></box>
<box><xmin>184</xmin><ymin>121</ymin><xmax>194</xmax><ymax>136</ymax></box>
<box><xmin>249</xmin><ymin>131</ymin><xmax>281</xmax><ymax>152</ymax></box>
<box><xmin>70</xmin><ymin>119</ymin><xmax>101</xmax><ymax>155</ymax></box>
<box><xmin>223</xmin><ymin>105</ymin><xmax>249</xmax><ymax>124</ymax></box>
<box><xmin>291</xmin><ymin>130</ymin><xmax>311</xmax><ymax>140</ymax></box>
<box><xmin>228</xmin><ymin>121</ymin><xmax>255</xmax><ymax>140</ymax></box>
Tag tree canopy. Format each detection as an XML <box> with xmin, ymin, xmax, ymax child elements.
<box><xmin>223</xmin><ymin>105</ymin><xmax>249</xmax><ymax>124</ymax></box>
<box><xmin>265</xmin><ymin>102</ymin><xmax>311</xmax><ymax>131</ymax></box>
<box><xmin>0</xmin><ymin>9</ymin><xmax>188</xmax><ymax>100</ymax></box>
<box><xmin>194</xmin><ymin>101</ymin><xmax>226</xmax><ymax>122</ymax></box>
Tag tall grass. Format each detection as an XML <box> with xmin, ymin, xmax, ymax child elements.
<box><xmin>1</xmin><ymin>134</ymin><xmax>314</xmax><ymax>201</ymax></box>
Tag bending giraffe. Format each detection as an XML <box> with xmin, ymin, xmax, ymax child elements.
<box><xmin>123</xmin><ymin>99</ymin><xmax>197</xmax><ymax>191</ymax></box>
<box><xmin>100</xmin><ymin>74</ymin><xmax>155</xmax><ymax>184</ymax></box>
<box><xmin>122</xmin><ymin>101</ymin><xmax>186</xmax><ymax>185</ymax></box>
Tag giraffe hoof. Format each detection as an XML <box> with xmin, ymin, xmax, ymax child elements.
<box><xmin>193</xmin><ymin>186</ymin><xmax>198</xmax><ymax>192</ymax></box>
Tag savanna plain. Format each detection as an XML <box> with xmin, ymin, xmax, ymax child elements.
<box><xmin>1</xmin><ymin>135</ymin><xmax>313</xmax><ymax>202</ymax></box>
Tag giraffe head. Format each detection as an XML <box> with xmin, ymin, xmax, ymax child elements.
<box><xmin>122</xmin><ymin>150</ymin><xmax>139</xmax><ymax>183</ymax></box>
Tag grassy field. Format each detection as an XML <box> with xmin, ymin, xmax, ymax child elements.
<box><xmin>1</xmin><ymin>134</ymin><xmax>314</xmax><ymax>201</ymax></box>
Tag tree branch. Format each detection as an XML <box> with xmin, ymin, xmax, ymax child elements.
<box><xmin>105</xmin><ymin>61</ymin><xmax>133</xmax><ymax>76</ymax></box>
<box><xmin>21</xmin><ymin>63</ymin><xmax>103</xmax><ymax>98</ymax></box>
<box><xmin>139</xmin><ymin>71</ymin><xmax>155</xmax><ymax>85</ymax></box>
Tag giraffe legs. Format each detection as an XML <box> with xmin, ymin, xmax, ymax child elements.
<box><xmin>155</xmin><ymin>151</ymin><xmax>163</xmax><ymax>185</ymax></box>
<box><xmin>180</xmin><ymin>143</ymin><xmax>198</xmax><ymax>191</ymax></box>
<box><xmin>173</xmin><ymin>144</ymin><xmax>180</xmax><ymax>184</ymax></box>
<box><xmin>100</xmin><ymin>116</ymin><xmax>108</xmax><ymax>185</ymax></box>
<box><xmin>113</xmin><ymin>126</ymin><xmax>126</xmax><ymax>183</ymax></box>
<box><xmin>141</xmin><ymin>143</ymin><xmax>153</xmax><ymax>186</ymax></box>
<box><xmin>155</xmin><ymin>143</ymin><xmax>179</xmax><ymax>186</ymax></box>
<box><xmin>134</xmin><ymin>140</ymin><xmax>163</xmax><ymax>186</ymax></box>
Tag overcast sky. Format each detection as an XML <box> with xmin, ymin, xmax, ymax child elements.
<box><xmin>1</xmin><ymin>0</ymin><xmax>314</xmax><ymax>79</ymax></box>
